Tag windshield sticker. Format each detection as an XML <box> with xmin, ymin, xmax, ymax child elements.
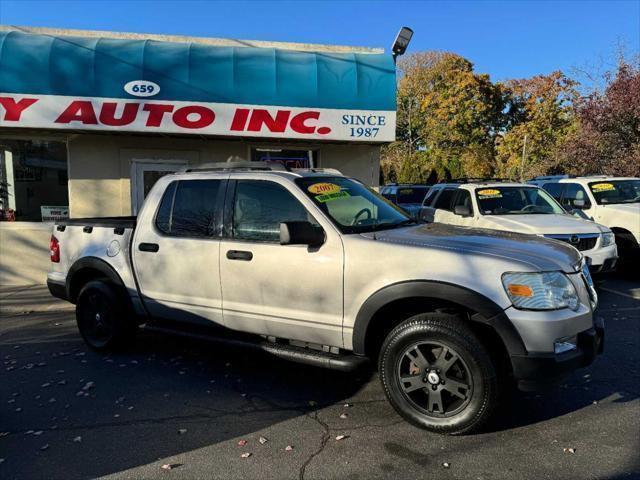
<box><xmin>477</xmin><ymin>189</ymin><xmax>502</xmax><ymax>198</ymax></box>
<box><xmin>591</xmin><ymin>183</ymin><xmax>615</xmax><ymax>192</ymax></box>
<box><xmin>308</xmin><ymin>183</ymin><xmax>342</xmax><ymax>195</ymax></box>
<box><xmin>316</xmin><ymin>191</ymin><xmax>350</xmax><ymax>203</ymax></box>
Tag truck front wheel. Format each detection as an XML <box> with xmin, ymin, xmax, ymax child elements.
<box><xmin>379</xmin><ymin>313</ymin><xmax>498</xmax><ymax>434</ymax></box>
<box><xmin>76</xmin><ymin>280</ymin><xmax>136</xmax><ymax>351</ymax></box>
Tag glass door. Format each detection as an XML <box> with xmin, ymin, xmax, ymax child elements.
<box><xmin>131</xmin><ymin>161</ymin><xmax>186</xmax><ymax>214</ymax></box>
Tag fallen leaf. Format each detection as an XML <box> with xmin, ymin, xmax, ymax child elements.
<box><xmin>237</xmin><ymin>439</ymin><xmax>248</xmax><ymax>446</ymax></box>
<box><xmin>34</xmin><ymin>431</ymin><xmax>43</xmax><ymax>436</ymax></box>
<box><xmin>259</xmin><ymin>436</ymin><xmax>268</xmax><ymax>445</ymax></box>
<box><xmin>343</xmin><ymin>403</ymin><xmax>352</xmax><ymax>408</ymax></box>
<box><xmin>335</xmin><ymin>435</ymin><xmax>348</xmax><ymax>441</ymax></box>
<box><xmin>178</xmin><ymin>429</ymin><xmax>187</xmax><ymax>435</ymax></box>
<box><xmin>285</xmin><ymin>445</ymin><xmax>294</xmax><ymax>451</ymax></box>
<box><xmin>563</xmin><ymin>447</ymin><xmax>576</xmax><ymax>454</ymax></box>
<box><xmin>442</xmin><ymin>462</ymin><xmax>450</xmax><ymax>468</ymax></box>
<box><xmin>161</xmin><ymin>464</ymin><xmax>174</xmax><ymax>470</ymax></box>
<box><xmin>339</xmin><ymin>413</ymin><xmax>348</xmax><ymax>419</ymax></box>
<box><xmin>0</xmin><ymin>432</ymin><xmax>9</xmax><ymax>438</ymax></box>
<box><xmin>240</xmin><ymin>452</ymin><xmax>251</xmax><ymax>458</ymax></box>
<box><xmin>15</xmin><ymin>408</ymin><xmax>22</xmax><ymax>412</ymax></box>
<box><xmin>82</xmin><ymin>382</ymin><xmax>95</xmax><ymax>391</ymax></box>
<box><xmin>308</xmin><ymin>400</ymin><xmax>317</xmax><ymax>407</ymax></box>
<box><xmin>41</xmin><ymin>383</ymin><xmax>51</xmax><ymax>388</ymax></box>
<box><xmin>73</xmin><ymin>436</ymin><xmax>82</xmax><ymax>443</ymax></box>
<box><xmin>40</xmin><ymin>444</ymin><xmax>49</xmax><ymax>451</ymax></box>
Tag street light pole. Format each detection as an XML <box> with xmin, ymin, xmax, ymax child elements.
<box><xmin>520</xmin><ymin>134</ymin><xmax>528</xmax><ymax>182</ymax></box>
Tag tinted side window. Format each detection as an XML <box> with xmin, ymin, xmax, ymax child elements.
<box><xmin>233</xmin><ymin>181</ymin><xmax>314</xmax><ymax>242</ymax></box>
<box><xmin>155</xmin><ymin>181</ymin><xmax>177</xmax><ymax>234</ymax></box>
<box><xmin>423</xmin><ymin>188</ymin><xmax>439</xmax><ymax>206</ymax></box>
<box><xmin>155</xmin><ymin>180</ymin><xmax>222</xmax><ymax>237</ymax></box>
<box><xmin>433</xmin><ymin>188</ymin><xmax>457</xmax><ymax>211</ymax></box>
<box><xmin>542</xmin><ymin>182</ymin><xmax>564</xmax><ymax>200</ymax></box>
<box><xmin>561</xmin><ymin>183</ymin><xmax>591</xmax><ymax>209</ymax></box>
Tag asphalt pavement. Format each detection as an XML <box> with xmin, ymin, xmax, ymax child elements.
<box><xmin>0</xmin><ymin>276</ymin><xmax>639</xmax><ymax>480</ymax></box>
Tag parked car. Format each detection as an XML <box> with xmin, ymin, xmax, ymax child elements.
<box><xmin>47</xmin><ymin>162</ymin><xmax>602</xmax><ymax>434</ymax></box>
<box><xmin>530</xmin><ymin>176</ymin><xmax>640</xmax><ymax>265</ymax></box>
<box><xmin>419</xmin><ymin>181</ymin><xmax>618</xmax><ymax>273</ymax></box>
<box><xmin>380</xmin><ymin>183</ymin><xmax>431</xmax><ymax>218</ymax></box>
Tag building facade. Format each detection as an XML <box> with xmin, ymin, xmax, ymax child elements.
<box><xmin>0</xmin><ymin>26</ymin><xmax>397</xmax><ymax>285</ymax></box>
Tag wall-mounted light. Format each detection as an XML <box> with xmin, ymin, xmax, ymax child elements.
<box><xmin>391</xmin><ymin>27</ymin><xmax>414</xmax><ymax>60</ymax></box>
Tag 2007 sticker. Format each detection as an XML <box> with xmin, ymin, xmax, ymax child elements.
<box><xmin>477</xmin><ymin>189</ymin><xmax>502</xmax><ymax>198</ymax></box>
<box><xmin>591</xmin><ymin>183</ymin><xmax>615</xmax><ymax>192</ymax></box>
<box><xmin>308</xmin><ymin>183</ymin><xmax>342</xmax><ymax>195</ymax></box>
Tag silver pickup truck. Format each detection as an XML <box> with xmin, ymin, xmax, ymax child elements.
<box><xmin>47</xmin><ymin>162</ymin><xmax>603</xmax><ymax>434</ymax></box>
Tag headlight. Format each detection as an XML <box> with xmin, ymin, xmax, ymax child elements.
<box><xmin>502</xmin><ymin>272</ymin><xmax>579</xmax><ymax>311</ymax></box>
<box><xmin>601</xmin><ymin>232</ymin><xmax>615</xmax><ymax>247</ymax></box>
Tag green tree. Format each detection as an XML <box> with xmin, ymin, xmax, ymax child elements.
<box><xmin>496</xmin><ymin>72</ymin><xmax>578</xmax><ymax>180</ymax></box>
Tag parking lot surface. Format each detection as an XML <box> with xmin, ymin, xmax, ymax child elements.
<box><xmin>1</xmin><ymin>277</ymin><xmax>639</xmax><ymax>480</ymax></box>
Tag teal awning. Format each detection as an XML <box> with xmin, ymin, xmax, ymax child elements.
<box><xmin>0</xmin><ymin>30</ymin><xmax>396</xmax><ymax>111</ymax></box>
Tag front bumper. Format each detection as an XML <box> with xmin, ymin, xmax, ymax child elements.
<box><xmin>511</xmin><ymin>316</ymin><xmax>604</xmax><ymax>391</ymax></box>
<box><xmin>584</xmin><ymin>242</ymin><xmax>618</xmax><ymax>273</ymax></box>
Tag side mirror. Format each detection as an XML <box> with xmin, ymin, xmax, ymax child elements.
<box><xmin>280</xmin><ymin>221</ymin><xmax>325</xmax><ymax>247</ymax></box>
<box><xmin>454</xmin><ymin>205</ymin><xmax>472</xmax><ymax>217</ymax></box>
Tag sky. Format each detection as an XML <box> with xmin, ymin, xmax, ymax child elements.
<box><xmin>0</xmin><ymin>0</ymin><xmax>638</xmax><ymax>82</ymax></box>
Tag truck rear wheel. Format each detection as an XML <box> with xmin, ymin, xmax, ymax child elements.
<box><xmin>378</xmin><ymin>313</ymin><xmax>498</xmax><ymax>435</ymax></box>
<box><xmin>76</xmin><ymin>280</ymin><xmax>136</xmax><ymax>351</ymax></box>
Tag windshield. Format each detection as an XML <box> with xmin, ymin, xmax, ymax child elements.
<box><xmin>295</xmin><ymin>177</ymin><xmax>413</xmax><ymax>234</ymax></box>
<box><xmin>588</xmin><ymin>180</ymin><xmax>640</xmax><ymax>204</ymax></box>
<box><xmin>396</xmin><ymin>187</ymin><xmax>430</xmax><ymax>205</ymax></box>
<box><xmin>476</xmin><ymin>186</ymin><xmax>565</xmax><ymax>215</ymax></box>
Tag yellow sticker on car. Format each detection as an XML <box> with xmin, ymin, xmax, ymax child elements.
<box><xmin>308</xmin><ymin>183</ymin><xmax>342</xmax><ymax>195</ymax></box>
<box><xmin>477</xmin><ymin>189</ymin><xmax>502</xmax><ymax>198</ymax></box>
<box><xmin>316</xmin><ymin>191</ymin><xmax>350</xmax><ymax>203</ymax></box>
<box><xmin>591</xmin><ymin>183</ymin><xmax>615</xmax><ymax>192</ymax></box>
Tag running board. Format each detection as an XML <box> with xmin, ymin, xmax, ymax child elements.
<box><xmin>144</xmin><ymin>324</ymin><xmax>369</xmax><ymax>372</ymax></box>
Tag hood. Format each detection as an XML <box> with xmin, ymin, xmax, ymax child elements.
<box><xmin>366</xmin><ymin>223</ymin><xmax>582</xmax><ymax>273</ymax></box>
<box><xmin>597</xmin><ymin>203</ymin><xmax>640</xmax><ymax>232</ymax></box>
<box><xmin>398</xmin><ymin>204</ymin><xmax>422</xmax><ymax>216</ymax></box>
<box><xmin>479</xmin><ymin>214</ymin><xmax>604</xmax><ymax>235</ymax></box>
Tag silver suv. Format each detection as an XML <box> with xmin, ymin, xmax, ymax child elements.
<box><xmin>47</xmin><ymin>163</ymin><xmax>603</xmax><ymax>434</ymax></box>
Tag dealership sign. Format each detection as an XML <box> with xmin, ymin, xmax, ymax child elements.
<box><xmin>0</xmin><ymin>93</ymin><xmax>396</xmax><ymax>143</ymax></box>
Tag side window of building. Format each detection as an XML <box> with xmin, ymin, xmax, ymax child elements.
<box><xmin>453</xmin><ymin>189</ymin><xmax>473</xmax><ymax>213</ymax></box>
<box><xmin>233</xmin><ymin>180</ymin><xmax>314</xmax><ymax>243</ymax></box>
<box><xmin>433</xmin><ymin>188</ymin><xmax>457</xmax><ymax>211</ymax></box>
<box><xmin>0</xmin><ymin>139</ymin><xmax>69</xmax><ymax>222</ymax></box>
<box><xmin>561</xmin><ymin>183</ymin><xmax>591</xmax><ymax>209</ymax></box>
<box><xmin>542</xmin><ymin>182</ymin><xmax>564</xmax><ymax>202</ymax></box>
<box><xmin>155</xmin><ymin>180</ymin><xmax>222</xmax><ymax>237</ymax></box>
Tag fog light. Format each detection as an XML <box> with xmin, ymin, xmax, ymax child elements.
<box><xmin>554</xmin><ymin>336</ymin><xmax>578</xmax><ymax>355</ymax></box>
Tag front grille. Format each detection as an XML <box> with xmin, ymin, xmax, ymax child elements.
<box><xmin>545</xmin><ymin>234</ymin><xmax>599</xmax><ymax>251</ymax></box>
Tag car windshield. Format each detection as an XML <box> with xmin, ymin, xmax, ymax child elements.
<box><xmin>396</xmin><ymin>187</ymin><xmax>430</xmax><ymax>204</ymax></box>
<box><xmin>295</xmin><ymin>177</ymin><xmax>414</xmax><ymax>234</ymax></box>
<box><xmin>588</xmin><ymin>180</ymin><xmax>640</xmax><ymax>204</ymax></box>
<box><xmin>475</xmin><ymin>186</ymin><xmax>565</xmax><ymax>215</ymax></box>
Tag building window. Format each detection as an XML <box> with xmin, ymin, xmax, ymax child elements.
<box><xmin>0</xmin><ymin>139</ymin><xmax>69</xmax><ymax>222</ymax></box>
<box><xmin>251</xmin><ymin>147</ymin><xmax>317</xmax><ymax>169</ymax></box>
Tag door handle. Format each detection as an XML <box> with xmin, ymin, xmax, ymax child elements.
<box><xmin>226</xmin><ymin>250</ymin><xmax>253</xmax><ymax>261</ymax></box>
<box><xmin>138</xmin><ymin>242</ymin><xmax>159</xmax><ymax>252</ymax></box>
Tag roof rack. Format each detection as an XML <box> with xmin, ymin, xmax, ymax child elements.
<box><xmin>292</xmin><ymin>167</ymin><xmax>343</xmax><ymax>175</ymax></box>
<box><xmin>440</xmin><ymin>177</ymin><xmax>510</xmax><ymax>184</ymax></box>
<box><xmin>179</xmin><ymin>161</ymin><xmax>289</xmax><ymax>173</ymax></box>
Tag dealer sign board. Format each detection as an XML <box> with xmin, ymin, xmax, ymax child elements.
<box><xmin>0</xmin><ymin>30</ymin><xmax>397</xmax><ymax>143</ymax></box>
<box><xmin>0</xmin><ymin>93</ymin><xmax>396</xmax><ymax>142</ymax></box>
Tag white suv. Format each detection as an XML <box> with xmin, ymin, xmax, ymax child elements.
<box><xmin>530</xmin><ymin>176</ymin><xmax>640</xmax><ymax>265</ymax></box>
<box><xmin>419</xmin><ymin>181</ymin><xmax>618</xmax><ymax>273</ymax></box>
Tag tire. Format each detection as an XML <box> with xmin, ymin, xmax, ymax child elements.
<box><xmin>378</xmin><ymin>313</ymin><xmax>498</xmax><ymax>435</ymax></box>
<box><xmin>75</xmin><ymin>280</ymin><xmax>136</xmax><ymax>351</ymax></box>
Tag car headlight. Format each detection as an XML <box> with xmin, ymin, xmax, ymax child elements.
<box><xmin>601</xmin><ymin>232</ymin><xmax>615</xmax><ymax>247</ymax></box>
<box><xmin>502</xmin><ymin>272</ymin><xmax>579</xmax><ymax>311</ymax></box>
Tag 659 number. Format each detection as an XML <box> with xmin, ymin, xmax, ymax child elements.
<box><xmin>124</xmin><ymin>80</ymin><xmax>160</xmax><ymax>97</ymax></box>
